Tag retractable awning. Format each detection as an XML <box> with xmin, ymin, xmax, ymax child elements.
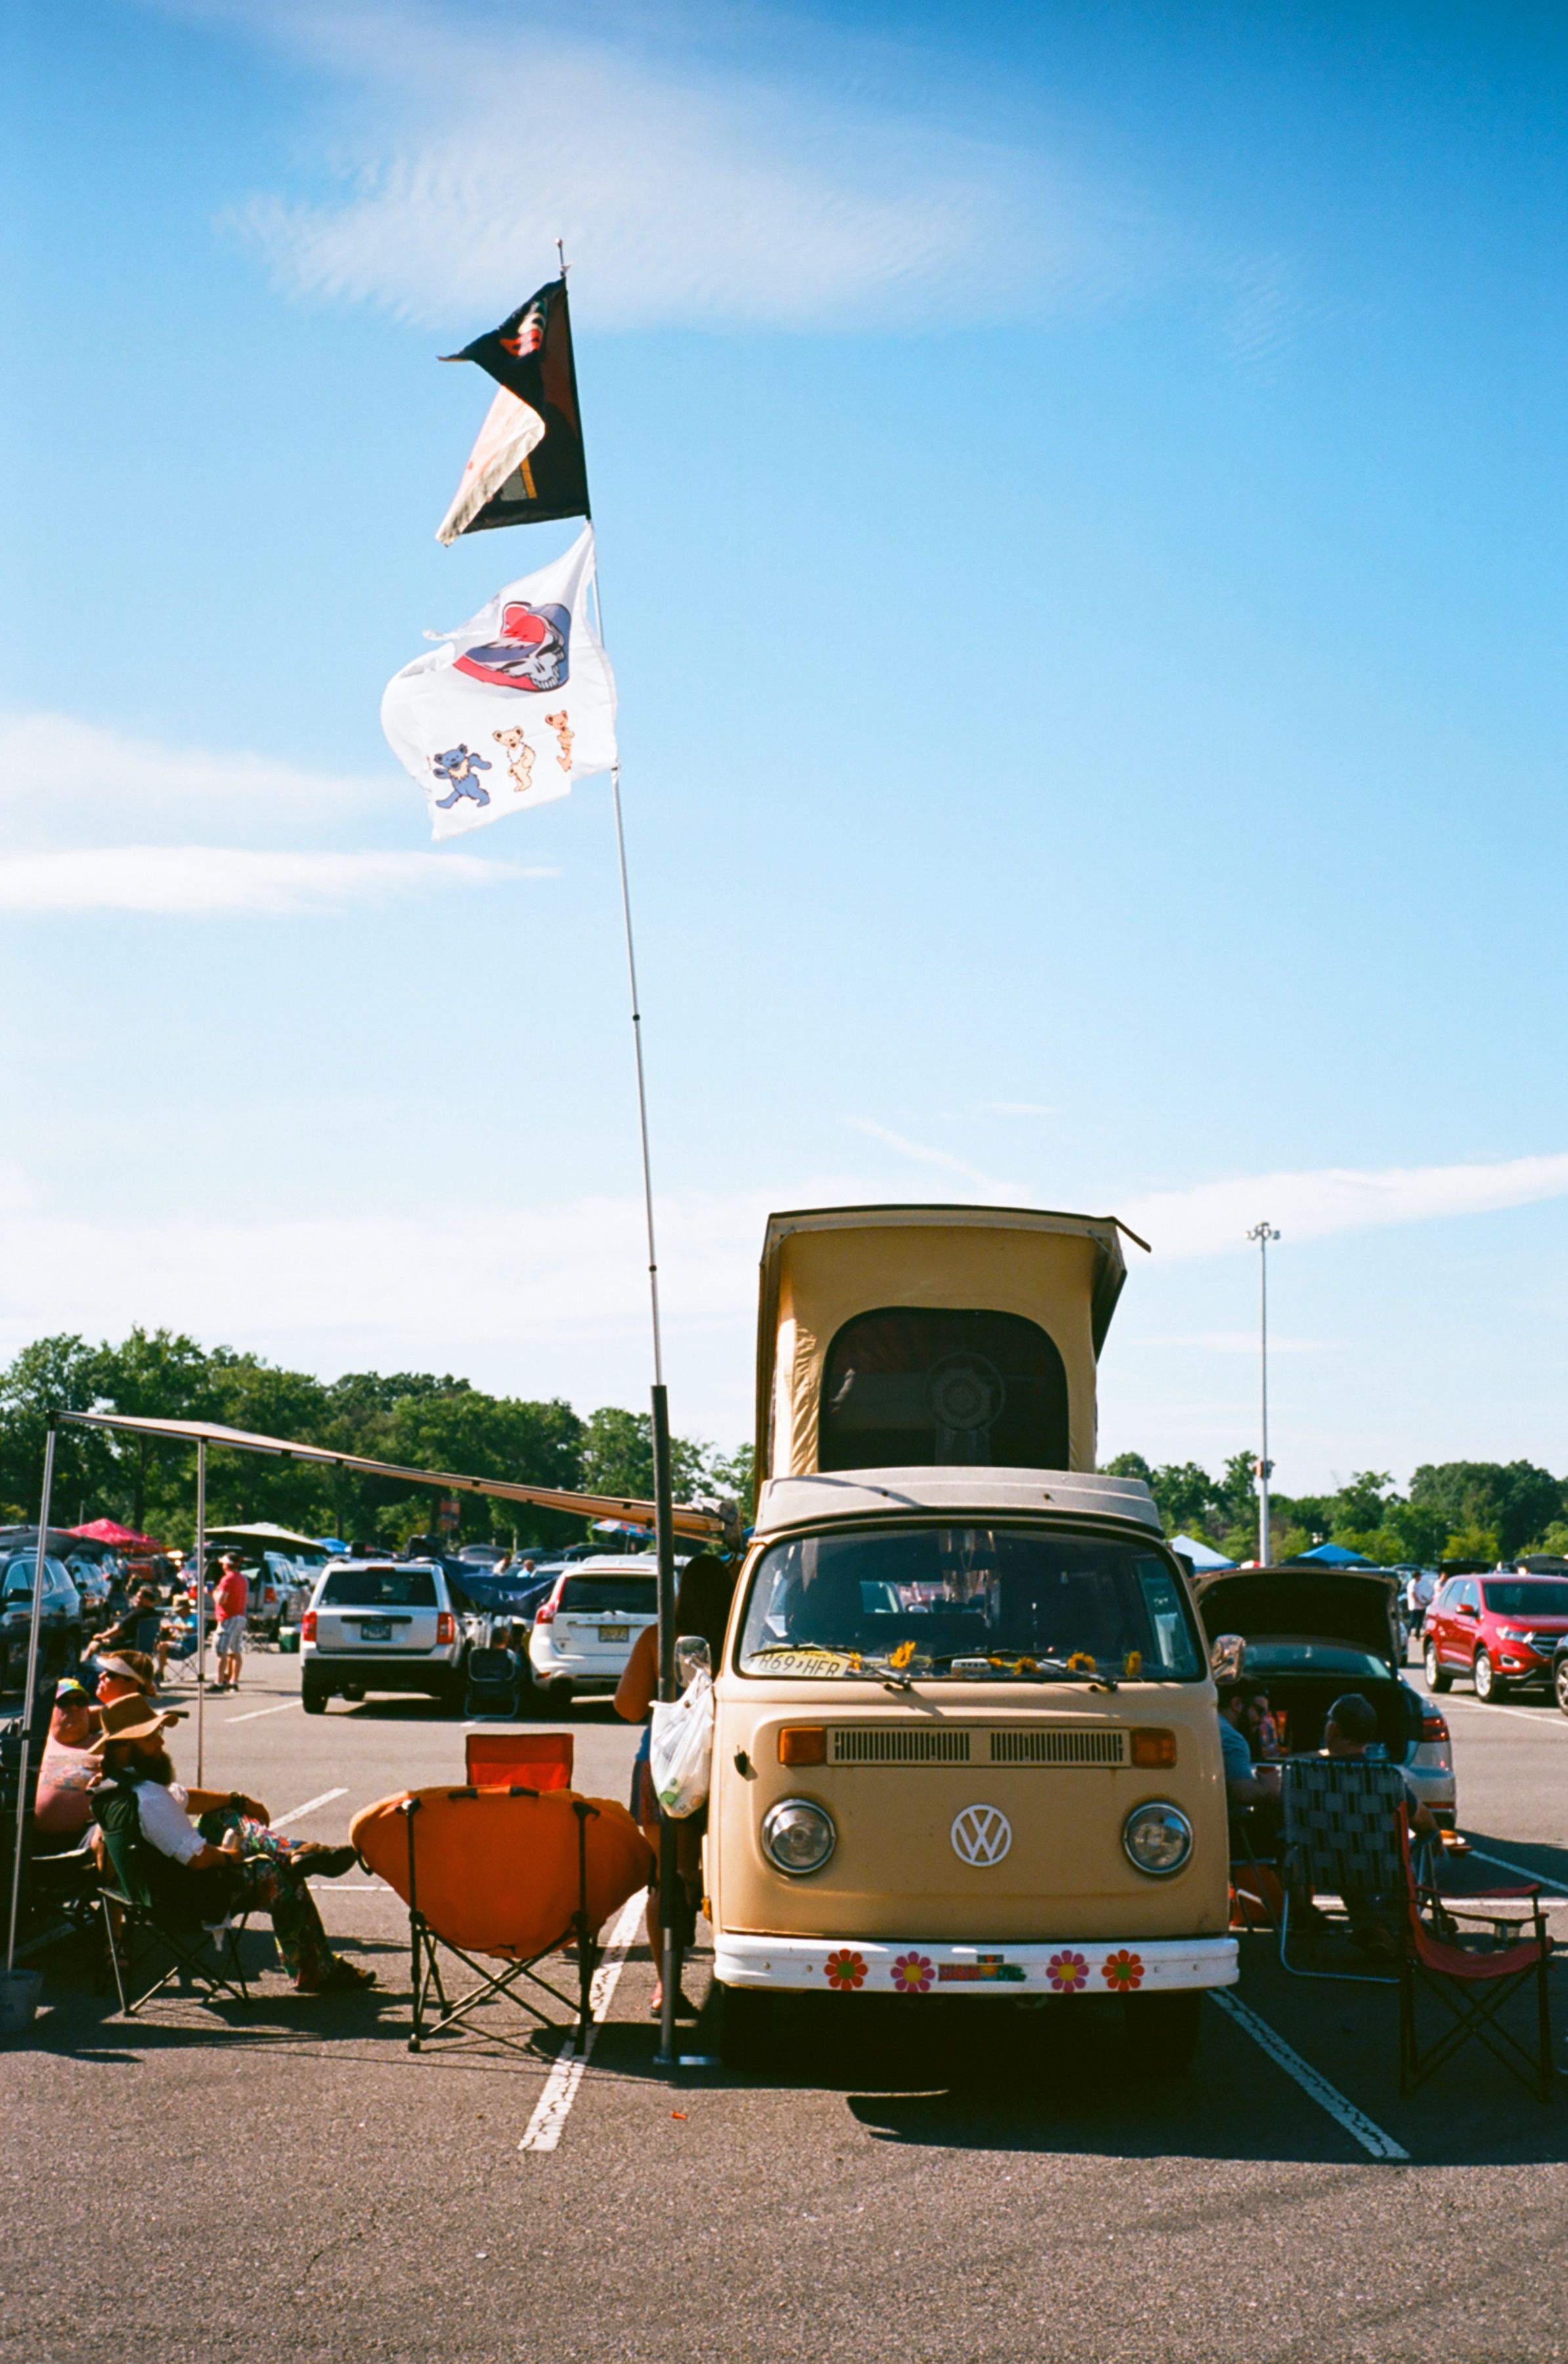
<box><xmin>54</xmin><ymin>1410</ymin><xmax>729</xmax><ymax>1543</ymax></box>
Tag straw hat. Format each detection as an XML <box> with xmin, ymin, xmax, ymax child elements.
<box><xmin>87</xmin><ymin>1691</ymin><xmax>184</xmax><ymax>1754</ymax></box>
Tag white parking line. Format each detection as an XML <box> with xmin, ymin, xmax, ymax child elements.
<box><xmin>1209</xmin><ymin>1991</ymin><xmax>1409</xmax><ymax>2161</ymax></box>
<box><xmin>272</xmin><ymin>1787</ymin><xmax>348</xmax><ymax>1828</ymax></box>
<box><xmin>519</xmin><ymin>1892</ymin><xmax>647</xmax><ymax>2155</ymax></box>
<box><xmin>1438</xmin><ymin>1695</ymin><xmax>1568</xmax><ymax>1731</ymax></box>
<box><xmin>224</xmin><ymin>1700</ymin><xmax>300</xmax><ymax>1725</ymax></box>
<box><xmin>1464</xmin><ymin>1847</ymin><xmax>1568</xmax><ymax>1898</ymax></box>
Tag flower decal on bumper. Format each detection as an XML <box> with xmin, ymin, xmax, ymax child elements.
<box><xmin>1101</xmin><ymin>1949</ymin><xmax>1145</xmax><ymax>1991</ymax></box>
<box><xmin>1046</xmin><ymin>1950</ymin><xmax>1090</xmax><ymax>1993</ymax></box>
<box><xmin>890</xmin><ymin>1952</ymin><xmax>934</xmax><ymax>1994</ymax></box>
<box><xmin>823</xmin><ymin>1949</ymin><xmax>867</xmax><ymax>1991</ymax></box>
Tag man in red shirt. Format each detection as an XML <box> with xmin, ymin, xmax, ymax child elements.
<box><xmin>213</xmin><ymin>1555</ymin><xmax>249</xmax><ymax>1695</ymax></box>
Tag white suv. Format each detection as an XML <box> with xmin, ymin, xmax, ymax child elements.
<box><xmin>528</xmin><ymin>1557</ymin><xmax>658</xmax><ymax>1706</ymax></box>
<box><xmin>301</xmin><ymin>1560</ymin><xmax>469</xmax><ymax>1714</ymax></box>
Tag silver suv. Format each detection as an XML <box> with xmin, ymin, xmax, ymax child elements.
<box><xmin>301</xmin><ymin>1560</ymin><xmax>468</xmax><ymax>1715</ymax></box>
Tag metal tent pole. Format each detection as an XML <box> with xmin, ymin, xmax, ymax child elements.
<box><xmin>194</xmin><ymin>1436</ymin><xmax>207</xmax><ymax>1787</ymax></box>
<box><xmin>6</xmin><ymin>1420</ymin><xmax>57</xmax><ymax>1970</ymax></box>
<box><xmin>606</xmin><ymin>752</ymin><xmax>681</xmax><ymax>2074</ymax></box>
<box><xmin>1247</xmin><ymin>1223</ymin><xmax>1279</xmax><ymax>1566</ymax></box>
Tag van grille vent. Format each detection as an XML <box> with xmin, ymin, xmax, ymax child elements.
<box><xmin>990</xmin><ymin>1727</ymin><xmax>1127</xmax><ymax>1765</ymax></box>
<box><xmin>830</xmin><ymin>1727</ymin><xmax>971</xmax><ymax>1763</ymax></box>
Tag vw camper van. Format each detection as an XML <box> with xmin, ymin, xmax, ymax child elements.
<box><xmin>705</xmin><ymin>1204</ymin><xmax>1236</xmax><ymax>2071</ymax></box>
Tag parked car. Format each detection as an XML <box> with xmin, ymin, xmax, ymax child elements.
<box><xmin>1193</xmin><ymin>1561</ymin><xmax>1456</xmax><ymax>1826</ymax></box>
<box><xmin>0</xmin><ymin>1553</ymin><xmax>84</xmax><ymax>1692</ymax></box>
<box><xmin>528</xmin><ymin>1556</ymin><xmax>659</xmax><ymax>1706</ymax></box>
<box><xmin>300</xmin><ymin>1559</ymin><xmax>471</xmax><ymax>1714</ymax></box>
<box><xmin>1423</xmin><ymin>1571</ymin><xmax>1568</xmax><ymax>1702</ymax></box>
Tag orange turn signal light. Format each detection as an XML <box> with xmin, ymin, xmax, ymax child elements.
<box><xmin>778</xmin><ymin>1725</ymin><xmax>827</xmax><ymax>1766</ymax></box>
<box><xmin>1130</xmin><ymin>1727</ymin><xmax>1177</xmax><ymax>1768</ymax></box>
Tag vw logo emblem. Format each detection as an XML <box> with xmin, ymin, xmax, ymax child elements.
<box><xmin>951</xmin><ymin>1804</ymin><xmax>1013</xmax><ymax>1867</ymax></box>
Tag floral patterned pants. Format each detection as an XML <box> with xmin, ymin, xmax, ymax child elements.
<box><xmin>195</xmin><ymin>1807</ymin><xmax>333</xmax><ymax>1981</ymax></box>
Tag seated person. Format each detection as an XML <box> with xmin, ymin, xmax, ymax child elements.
<box><xmin>88</xmin><ymin>1586</ymin><xmax>165</xmax><ymax>1664</ymax></box>
<box><xmin>88</xmin><ymin>1693</ymin><xmax>371</xmax><ymax>1994</ymax></box>
<box><xmin>90</xmin><ymin>1653</ymin><xmax>159</xmax><ymax>1719</ymax></box>
<box><xmin>1218</xmin><ymin>1679</ymin><xmax>1282</xmax><ymax>1846</ymax></box>
<box><xmin>35</xmin><ymin>1679</ymin><xmax>100</xmax><ymax>1840</ymax></box>
<box><xmin>1302</xmin><ymin>1690</ymin><xmax>1436</xmax><ymax>1958</ymax></box>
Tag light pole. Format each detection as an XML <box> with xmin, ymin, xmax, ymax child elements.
<box><xmin>1246</xmin><ymin>1222</ymin><xmax>1280</xmax><ymax>1565</ymax></box>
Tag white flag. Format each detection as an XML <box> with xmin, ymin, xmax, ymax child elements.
<box><xmin>381</xmin><ymin>525</ymin><xmax>617</xmax><ymax>842</ymax></box>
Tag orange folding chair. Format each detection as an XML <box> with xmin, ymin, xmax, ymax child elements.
<box><xmin>465</xmin><ymin>1731</ymin><xmax>574</xmax><ymax>1792</ymax></box>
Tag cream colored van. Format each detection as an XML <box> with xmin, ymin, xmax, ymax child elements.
<box><xmin>705</xmin><ymin>1204</ymin><xmax>1236</xmax><ymax>2072</ymax></box>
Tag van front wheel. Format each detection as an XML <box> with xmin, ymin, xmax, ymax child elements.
<box><xmin>1121</xmin><ymin>1988</ymin><xmax>1202</xmax><ymax>2082</ymax></box>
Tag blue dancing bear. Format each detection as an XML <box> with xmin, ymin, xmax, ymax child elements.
<box><xmin>431</xmin><ymin>744</ymin><xmax>494</xmax><ymax>809</ymax></box>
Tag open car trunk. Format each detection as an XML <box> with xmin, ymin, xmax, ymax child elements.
<box><xmin>1242</xmin><ymin>1669</ymin><xmax>1421</xmax><ymax>1758</ymax></box>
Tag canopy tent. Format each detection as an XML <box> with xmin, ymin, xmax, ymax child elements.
<box><xmin>1286</xmin><ymin>1540</ymin><xmax>1374</xmax><ymax>1567</ymax></box>
<box><xmin>1168</xmin><ymin>1532</ymin><xmax>1235</xmax><ymax>1571</ymax></box>
<box><xmin>7</xmin><ymin>1406</ymin><xmax>730</xmax><ymax>1972</ymax></box>
<box><xmin>200</xmin><ymin>1521</ymin><xmax>329</xmax><ymax>1555</ymax></box>
<box><xmin>68</xmin><ymin>1517</ymin><xmax>165</xmax><ymax>1550</ymax></box>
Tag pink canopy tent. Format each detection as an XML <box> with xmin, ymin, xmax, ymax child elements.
<box><xmin>68</xmin><ymin>1517</ymin><xmax>165</xmax><ymax>1551</ymax></box>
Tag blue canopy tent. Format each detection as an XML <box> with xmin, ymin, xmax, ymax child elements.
<box><xmin>1287</xmin><ymin>1540</ymin><xmax>1374</xmax><ymax>1567</ymax></box>
<box><xmin>1168</xmin><ymin>1532</ymin><xmax>1235</xmax><ymax>1571</ymax></box>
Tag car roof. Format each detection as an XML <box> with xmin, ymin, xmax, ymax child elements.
<box><xmin>557</xmin><ymin>1556</ymin><xmax>658</xmax><ymax>1577</ymax></box>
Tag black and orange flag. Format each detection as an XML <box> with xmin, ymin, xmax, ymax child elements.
<box><xmin>436</xmin><ymin>278</ymin><xmax>590</xmax><ymax>543</ymax></box>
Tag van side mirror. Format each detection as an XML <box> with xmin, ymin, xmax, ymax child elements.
<box><xmin>676</xmin><ymin>1634</ymin><xmax>711</xmax><ymax>1685</ymax></box>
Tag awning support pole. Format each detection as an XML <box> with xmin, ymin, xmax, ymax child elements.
<box><xmin>651</xmin><ymin>1383</ymin><xmax>679</xmax><ymax>2070</ymax></box>
<box><xmin>6</xmin><ymin>1418</ymin><xmax>57</xmax><ymax>1971</ymax></box>
<box><xmin>194</xmin><ymin>1437</ymin><xmax>207</xmax><ymax>1788</ymax></box>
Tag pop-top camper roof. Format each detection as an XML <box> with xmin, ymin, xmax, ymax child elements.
<box><xmin>755</xmin><ymin>1204</ymin><xmax>1141</xmax><ymax>1484</ymax></box>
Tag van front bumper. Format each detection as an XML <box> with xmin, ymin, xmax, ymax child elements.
<box><xmin>713</xmin><ymin>1933</ymin><xmax>1238</xmax><ymax>1996</ymax></box>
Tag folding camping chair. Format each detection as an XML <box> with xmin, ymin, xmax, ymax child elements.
<box><xmin>1279</xmin><ymin>1756</ymin><xmax>1419</xmax><ymax>1985</ymax></box>
<box><xmin>95</xmin><ymin>1815</ymin><xmax>260</xmax><ymax>2016</ymax></box>
<box><xmin>1395</xmin><ymin>1818</ymin><xmax>1556</xmax><ymax>2101</ymax></box>
<box><xmin>465</xmin><ymin>1731</ymin><xmax>574</xmax><ymax>1791</ymax></box>
<box><xmin>400</xmin><ymin>1788</ymin><xmax>600</xmax><ymax>2056</ymax></box>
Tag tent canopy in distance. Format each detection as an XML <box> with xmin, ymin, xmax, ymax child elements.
<box><xmin>1168</xmin><ymin>1532</ymin><xmax>1235</xmax><ymax>1571</ymax></box>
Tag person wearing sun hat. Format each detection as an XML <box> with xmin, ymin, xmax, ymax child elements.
<box><xmin>34</xmin><ymin>1678</ymin><xmax>101</xmax><ymax>1838</ymax></box>
<box><xmin>89</xmin><ymin>1693</ymin><xmax>372</xmax><ymax>1994</ymax></box>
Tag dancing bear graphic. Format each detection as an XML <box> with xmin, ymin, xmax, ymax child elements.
<box><xmin>492</xmin><ymin>727</ymin><xmax>536</xmax><ymax>796</ymax></box>
<box><xmin>543</xmin><ymin>711</ymin><xmax>574</xmax><ymax>772</ymax></box>
<box><xmin>430</xmin><ymin>744</ymin><xmax>493</xmax><ymax>809</ymax></box>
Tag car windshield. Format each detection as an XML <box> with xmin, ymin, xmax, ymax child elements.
<box><xmin>1240</xmin><ymin>1639</ymin><xmax>1389</xmax><ymax>1678</ymax></box>
<box><xmin>318</xmin><ymin>1568</ymin><xmax>438</xmax><ymax>1608</ymax></box>
<box><xmin>1483</xmin><ymin>1581</ymin><xmax>1568</xmax><ymax>1617</ymax></box>
<box><xmin>736</xmin><ymin>1526</ymin><xmax>1204</xmax><ymax>1679</ymax></box>
<box><xmin>559</xmin><ymin>1577</ymin><xmax>658</xmax><ymax>1615</ymax></box>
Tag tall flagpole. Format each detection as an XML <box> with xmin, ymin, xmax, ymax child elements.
<box><xmin>565</xmin><ymin>244</ymin><xmax>681</xmax><ymax>2073</ymax></box>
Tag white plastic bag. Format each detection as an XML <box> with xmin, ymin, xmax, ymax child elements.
<box><xmin>649</xmin><ymin>1668</ymin><xmax>715</xmax><ymax>1819</ymax></box>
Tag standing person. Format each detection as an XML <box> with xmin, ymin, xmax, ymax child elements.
<box><xmin>213</xmin><ymin>1555</ymin><xmax>249</xmax><ymax>1694</ymax></box>
<box><xmin>614</xmin><ymin>1554</ymin><xmax>736</xmax><ymax>2020</ymax></box>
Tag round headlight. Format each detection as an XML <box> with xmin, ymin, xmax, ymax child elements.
<box><xmin>1122</xmin><ymin>1801</ymin><xmax>1193</xmax><ymax>1878</ymax></box>
<box><xmin>761</xmin><ymin>1796</ymin><xmax>836</xmax><ymax>1876</ymax></box>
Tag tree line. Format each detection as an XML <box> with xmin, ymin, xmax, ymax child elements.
<box><xmin>1102</xmin><ymin>1450</ymin><xmax>1568</xmax><ymax>1566</ymax></box>
<box><xmin>0</xmin><ymin>1329</ymin><xmax>753</xmax><ymax>1552</ymax></box>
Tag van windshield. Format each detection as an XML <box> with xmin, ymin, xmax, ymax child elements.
<box><xmin>737</xmin><ymin>1527</ymin><xmax>1204</xmax><ymax>1680</ymax></box>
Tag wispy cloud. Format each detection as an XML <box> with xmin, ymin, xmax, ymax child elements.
<box><xmin>1121</xmin><ymin>1153</ymin><xmax>1568</xmax><ymax>1259</ymax></box>
<box><xmin>847</xmin><ymin>1118</ymin><xmax>1017</xmax><ymax>1197</ymax></box>
<box><xmin>0</xmin><ymin>846</ymin><xmax>543</xmax><ymax>916</ymax></box>
<box><xmin>208</xmin><ymin>0</ymin><xmax>1163</xmax><ymax>333</ymax></box>
<box><xmin>0</xmin><ymin>711</ymin><xmax>394</xmax><ymax>826</ymax></box>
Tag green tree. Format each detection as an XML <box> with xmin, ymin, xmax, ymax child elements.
<box><xmin>1410</xmin><ymin>1462</ymin><xmax>1564</xmax><ymax>1562</ymax></box>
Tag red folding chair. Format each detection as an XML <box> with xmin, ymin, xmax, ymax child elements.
<box><xmin>1398</xmin><ymin>1819</ymin><xmax>1555</xmax><ymax>2101</ymax></box>
<box><xmin>465</xmin><ymin>1731</ymin><xmax>574</xmax><ymax>1792</ymax></box>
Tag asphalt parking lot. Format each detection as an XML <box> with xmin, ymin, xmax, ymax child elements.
<box><xmin>7</xmin><ymin>1653</ymin><xmax>1568</xmax><ymax>2364</ymax></box>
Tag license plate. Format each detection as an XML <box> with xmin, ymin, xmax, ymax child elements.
<box><xmin>358</xmin><ymin>1618</ymin><xmax>391</xmax><ymax>1641</ymax></box>
<box><xmin>599</xmin><ymin>1624</ymin><xmax>629</xmax><ymax>1642</ymax></box>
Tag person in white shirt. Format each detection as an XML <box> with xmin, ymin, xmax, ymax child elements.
<box><xmin>89</xmin><ymin>1693</ymin><xmax>372</xmax><ymax>1994</ymax></box>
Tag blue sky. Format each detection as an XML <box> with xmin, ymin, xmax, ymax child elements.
<box><xmin>2</xmin><ymin>0</ymin><xmax>1567</xmax><ymax>1485</ymax></box>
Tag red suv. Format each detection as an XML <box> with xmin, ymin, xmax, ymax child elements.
<box><xmin>1423</xmin><ymin>1573</ymin><xmax>1568</xmax><ymax>1702</ymax></box>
